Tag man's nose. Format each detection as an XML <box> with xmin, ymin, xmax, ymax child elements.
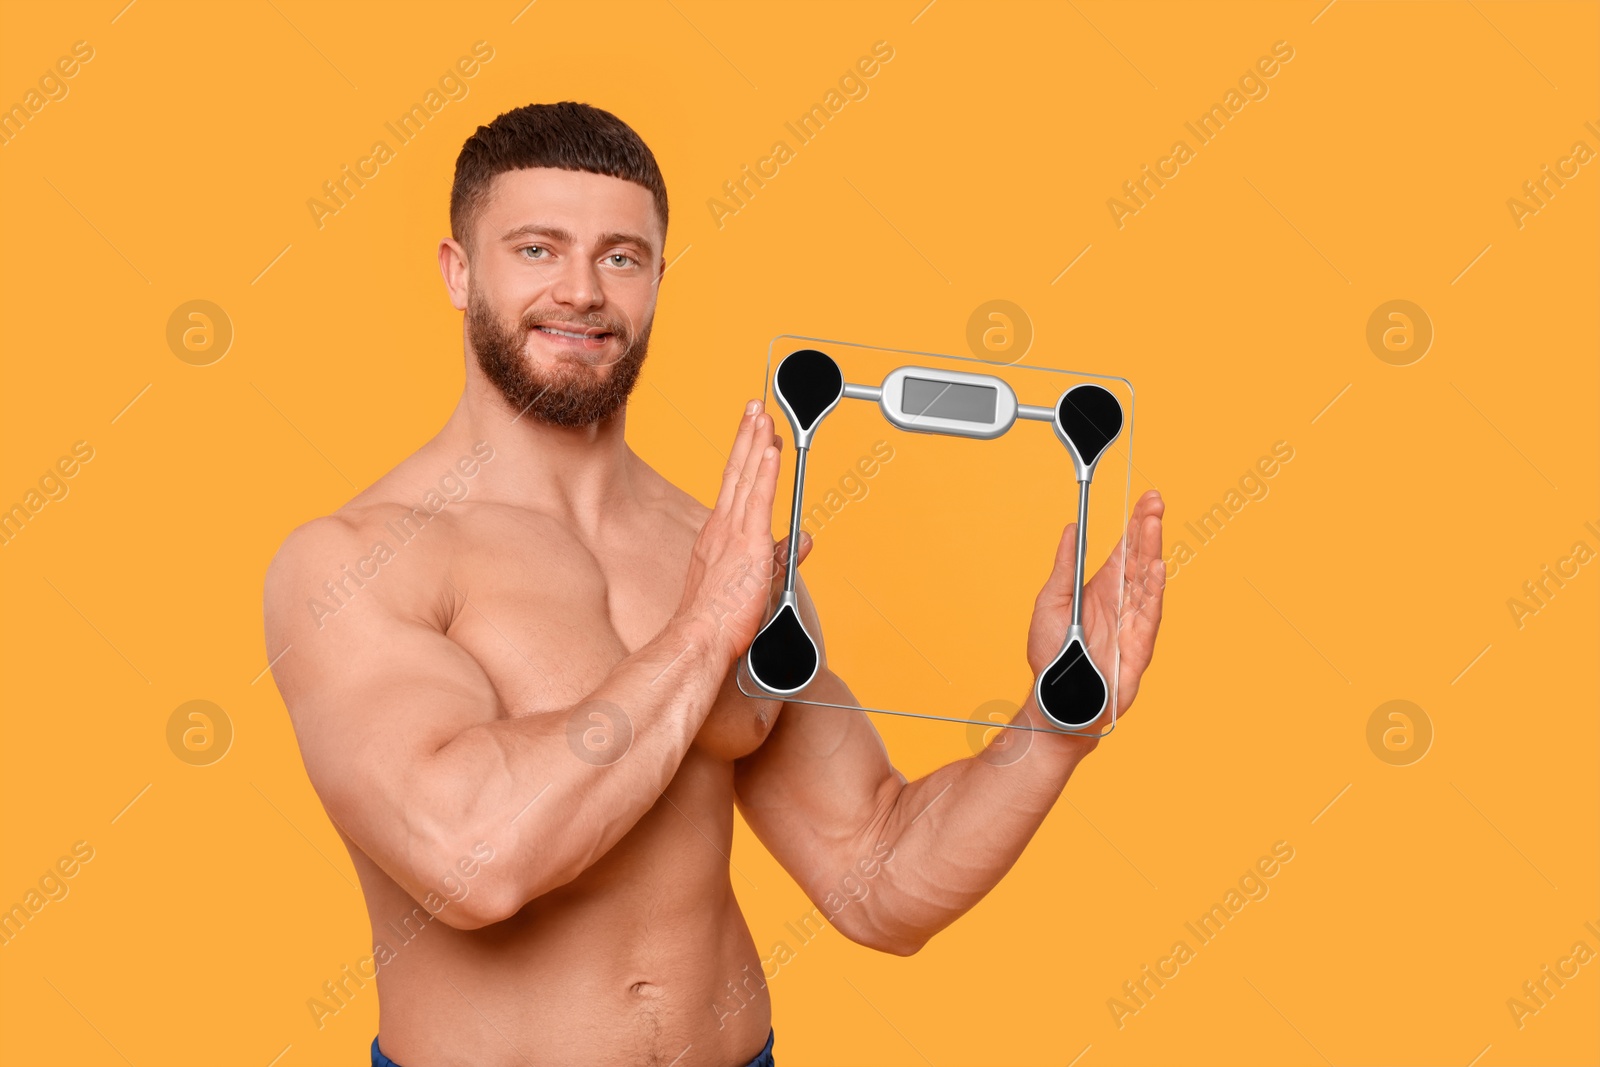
<box><xmin>548</xmin><ymin>254</ymin><xmax>604</xmax><ymax>311</ymax></box>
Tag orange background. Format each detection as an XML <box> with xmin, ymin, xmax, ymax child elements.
<box><xmin>2</xmin><ymin>1</ymin><xmax>1596</xmax><ymax>1065</ymax></box>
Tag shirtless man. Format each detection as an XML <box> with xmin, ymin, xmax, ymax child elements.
<box><xmin>263</xmin><ymin>101</ymin><xmax>1166</xmax><ymax>1067</ymax></box>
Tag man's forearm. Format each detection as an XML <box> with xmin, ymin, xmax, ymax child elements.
<box><xmin>851</xmin><ymin>693</ymin><xmax>1091</xmax><ymax>953</ymax></box>
<box><xmin>423</xmin><ymin>614</ymin><xmax>729</xmax><ymax>924</ymax></box>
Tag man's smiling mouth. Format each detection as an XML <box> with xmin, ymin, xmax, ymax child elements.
<box><xmin>533</xmin><ymin>323</ymin><xmax>614</xmax><ymax>347</ymax></box>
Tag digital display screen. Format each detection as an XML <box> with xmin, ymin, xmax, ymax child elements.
<box><xmin>903</xmin><ymin>377</ymin><xmax>998</xmax><ymax>423</ymax></box>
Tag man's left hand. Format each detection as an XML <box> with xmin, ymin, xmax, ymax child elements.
<box><xmin>1026</xmin><ymin>488</ymin><xmax>1167</xmax><ymax>728</ymax></box>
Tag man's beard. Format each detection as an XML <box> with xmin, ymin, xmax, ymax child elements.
<box><xmin>468</xmin><ymin>290</ymin><xmax>651</xmax><ymax>427</ymax></box>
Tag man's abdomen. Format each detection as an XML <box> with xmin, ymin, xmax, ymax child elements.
<box><xmin>352</xmin><ymin>753</ymin><xmax>772</xmax><ymax>1067</ymax></box>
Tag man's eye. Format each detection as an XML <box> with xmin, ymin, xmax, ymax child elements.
<box><xmin>608</xmin><ymin>254</ymin><xmax>636</xmax><ymax>267</ymax></box>
<box><xmin>520</xmin><ymin>246</ymin><xmax>547</xmax><ymax>259</ymax></box>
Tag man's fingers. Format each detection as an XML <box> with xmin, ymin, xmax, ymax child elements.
<box><xmin>715</xmin><ymin>402</ymin><xmax>762</xmax><ymax>513</ymax></box>
<box><xmin>740</xmin><ymin>439</ymin><xmax>782</xmax><ymax>538</ymax></box>
<box><xmin>731</xmin><ymin>412</ymin><xmax>773</xmax><ymax>516</ymax></box>
<box><xmin>1036</xmin><ymin>521</ymin><xmax>1079</xmax><ymax>609</ymax></box>
<box><xmin>1107</xmin><ymin>489</ymin><xmax>1163</xmax><ymax>578</ymax></box>
<box><xmin>1082</xmin><ymin>489</ymin><xmax>1162</xmax><ymax>604</ymax></box>
<box><xmin>762</xmin><ymin>532</ymin><xmax>812</xmax><ymax>610</ymax></box>
<box><xmin>1116</xmin><ymin>511</ymin><xmax>1166</xmax><ymax>641</ymax></box>
<box><xmin>772</xmin><ymin>530</ymin><xmax>813</xmax><ymax>574</ymax></box>
<box><xmin>1139</xmin><ymin>514</ymin><xmax>1166</xmax><ymax>618</ymax></box>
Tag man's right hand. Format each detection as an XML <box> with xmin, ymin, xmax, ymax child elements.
<box><xmin>674</xmin><ymin>400</ymin><xmax>790</xmax><ymax>667</ymax></box>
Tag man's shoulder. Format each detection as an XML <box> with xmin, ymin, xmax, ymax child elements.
<box><xmin>262</xmin><ymin>509</ymin><xmax>403</xmax><ymax>635</ymax></box>
<box><xmin>263</xmin><ymin>510</ymin><xmax>378</xmax><ymax>592</ymax></box>
<box><xmin>266</xmin><ymin>437</ymin><xmax>491</xmax><ymax>574</ymax></box>
<box><xmin>262</xmin><ymin>453</ymin><xmax>476</xmax><ymax>638</ymax></box>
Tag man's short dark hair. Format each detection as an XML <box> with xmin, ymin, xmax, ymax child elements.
<box><xmin>450</xmin><ymin>101</ymin><xmax>668</xmax><ymax>257</ymax></box>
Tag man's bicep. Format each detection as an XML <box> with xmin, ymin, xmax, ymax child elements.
<box><xmin>263</xmin><ymin>520</ymin><xmax>501</xmax><ymax>891</ymax></box>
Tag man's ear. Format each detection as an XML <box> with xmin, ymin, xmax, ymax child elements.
<box><xmin>439</xmin><ymin>238</ymin><xmax>470</xmax><ymax>311</ymax></box>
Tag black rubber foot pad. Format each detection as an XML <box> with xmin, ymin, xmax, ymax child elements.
<box><xmin>747</xmin><ymin>603</ymin><xmax>819</xmax><ymax>694</ymax></box>
<box><xmin>775</xmin><ymin>349</ymin><xmax>844</xmax><ymax>433</ymax></box>
<box><xmin>1037</xmin><ymin>636</ymin><xmax>1108</xmax><ymax>728</ymax></box>
<box><xmin>1057</xmin><ymin>385</ymin><xmax>1124</xmax><ymax>468</ymax></box>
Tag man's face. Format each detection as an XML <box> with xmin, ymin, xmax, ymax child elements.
<box><xmin>462</xmin><ymin>167</ymin><xmax>663</xmax><ymax>426</ymax></box>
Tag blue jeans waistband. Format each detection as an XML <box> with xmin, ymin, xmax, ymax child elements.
<box><xmin>373</xmin><ymin>1027</ymin><xmax>775</xmax><ymax>1066</ymax></box>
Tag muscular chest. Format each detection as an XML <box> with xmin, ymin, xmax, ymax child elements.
<box><xmin>440</xmin><ymin>507</ymin><xmax>781</xmax><ymax>760</ymax></box>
